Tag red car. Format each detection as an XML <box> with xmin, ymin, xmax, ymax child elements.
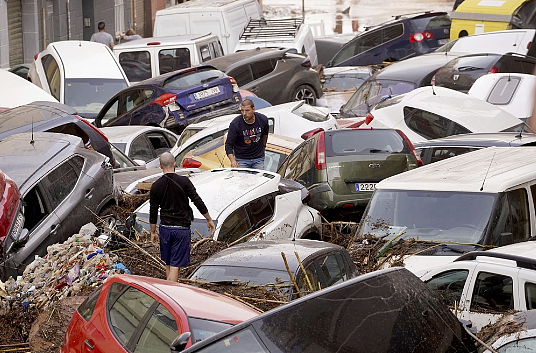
<box><xmin>60</xmin><ymin>274</ymin><xmax>260</xmax><ymax>352</ymax></box>
<box><xmin>0</xmin><ymin>169</ymin><xmax>21</xmax><ymax>245</ymax></box>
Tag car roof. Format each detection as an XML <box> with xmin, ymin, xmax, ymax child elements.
<box><xmin>363</xmin><ymin>11</ymin><xmax>449</xmax><ymax>31</ymax></box>
<box><xmin>376</xmin><ymin>146</ymin><xmax>536</xmax><ymax>193</ymax></box>
<box><xmin>414</xmin><ymin>132</ymin><xmax>536</xmax><ymax>148</ymax></box>
<box><xmin>0</xmin><ymin>132</ymin><xmax>83</xmax><ymax>189</ymax></box>
<box><xmin>196</xmin><ymin>239</ymin><xmax>344</xmax><ymax>273</ymax></box>
<box><xmin>266</xmin><ymin>133</ymin><xmax>301</xmax><ymax>150</ymax></box>
<box><xmin>100</xmin><ymin>126</ymin><xmax>176</xmax><ymax>143</ymax></box>
<box><xmin>111</xmin><ymin>274</ymin><xmax>259</xmax><ymax>323</ymax></box>
<box><xmin>114</xmin><ymin>33</ymin><xmax>216</xmax><ymax>49</ymax></box>
<box><xmin>0</xmin><ymin>71</ymin><xmax>58</xmax><ymax>109</ymax></box>
<box><xmin>486</xmin><ymin>241</ymin><xmax>536</xmax><ymax>259</ymax></box>
<box><xmin>206</xmin><ymin>48</ymin><xmax>287</xmax><ymax>71</ymax></box>
<box><xmin>48</xmin><ymin>41</ymin><xmax>126</xmax><ymax>79</ymax></box>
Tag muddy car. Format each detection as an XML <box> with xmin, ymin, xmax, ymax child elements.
<box><xmin>0</xmin><ymin>132</ymin><xmax>118</xmax><ymax>279</ymax></box>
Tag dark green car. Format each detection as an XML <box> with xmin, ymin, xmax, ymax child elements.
<box><xmin>277</xmin><ymin>128</ymin><xmax>422</xmax><ymax>221</ymax></box>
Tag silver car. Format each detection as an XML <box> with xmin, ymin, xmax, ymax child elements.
<box><xmin>0</xmin><ymin>132</ymin><xmax>117</xmax><ymax>279</ymax></box>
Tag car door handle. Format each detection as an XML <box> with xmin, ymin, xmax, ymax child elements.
<box><xmin>250</xmin><ymin>87</ymin><xmax>259</xmax><ymax>93</ymax></box>
<box><xmin>50</xmin><ymin>224</ymin><xmax>59</xmax><ymax>235</ymax></box>
<box><xmin>84</xmin><ymin>339</ymin><xmax>95</xmax><ymax>350</ymax></box>
<box><xmin>85</xmin><ymin>188</ymin><xmax>94</xmax><ymax>199</ymax></box>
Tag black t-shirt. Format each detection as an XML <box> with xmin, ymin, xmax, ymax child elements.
<box><xmin>224</xmin><ymin>112</ymin><xmax>269</xmax><ymax>159</ymax></box>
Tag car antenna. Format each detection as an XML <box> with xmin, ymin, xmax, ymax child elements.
<box><xmin>30</xmin><ymin>117</ymin><xmax>35</xmax><ymax>145</ymax></box>
<box><xmin>431</xmin><ymin>83</ymin><xmax>436</xmax><ymax>95</ymax></box>
<box><xmin>480</xmin><ymin>152</ymin><xmax>496</xmax><ymax>191</ymax></box>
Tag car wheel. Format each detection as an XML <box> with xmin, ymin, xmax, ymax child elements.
<box><xmin>292</xmin><ymin>85</ymin><xmax>317</xmax><ymax>106</ymax></box>
<box><xmin>96</xmin><ymin>206</ymin><xmax>119</xmax><ymax>241</ymax></box>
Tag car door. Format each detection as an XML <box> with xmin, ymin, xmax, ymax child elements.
<box><xmin>247</xmin><ymin>59</ymin><xmax>278</xmax><ymax>103</ymax></box>
<box><xmin>423</xmin><ymin>265</ymin><xmax>477</xmax><ymax>313</ymax></box>
<box><xmin>144</xmin><ymin>130</ymin><xmax>177</xmax><ymax>169</ymax></box>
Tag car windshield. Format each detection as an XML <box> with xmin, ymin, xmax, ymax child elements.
<box><xmin>189</xmin><ymin>317</ymin><xmax>233</xmax><ymax>343</ymax></box>
<box><xmin>163</xmin><ymin>68</ymin><xmax>225</xmax><ymax>90</ymax></box>
<box><xmin>64</xmin><ymin>78</ymin><xmax>128</xmax><ymax>118</ymax></box>
<box><xmin>447</xmin><ymin>55</ymin><xmax>498</xmax><ymax>71</ymax></box>
<box><xmin>410</xmin><ymin>14</ymin><xmax>451</xmax><ymax>32</ymax></box>
<box><xmin>292</xmin><ymin>102</ymin><xmax>330</xmax><ymax>122</ymax></box>
<box><xmin>178</xmin><ymin>128</ymin><xmax>203</xmax><ymax>147</ymax></box>
<box><xmin>359</xmin><ymin>190</ymin><xmax>497</xmax><ymax>244</ymax></box>
<box><xmin>323</xmin><ymin>73</ymin><xmax>369</xmax><ymax>91</ymax></box>
<box><xmin>343</xmin><ymin>79</ymin><xmax>415</xmax><ymax>116</ymax></box>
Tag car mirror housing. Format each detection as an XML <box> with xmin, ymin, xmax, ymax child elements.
<box><xmin>133</xmin><ymin>159</ymin><xmax>147</xmax><ymax>167</ymax></box>
<box><xmin>170</xmin><ymin>331</ymin><xmax>191</xmax><ymax>352</ymax></box>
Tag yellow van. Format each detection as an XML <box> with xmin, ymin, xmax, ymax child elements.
<box><xmin>450</xmin><ymin>0</ymin><xmax>536</xmax><ymax>40</ymax></box>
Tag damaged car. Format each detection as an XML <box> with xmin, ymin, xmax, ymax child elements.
<box><xmin>0</xmin><ymin>132</ymin><xmax>118</xmax><ymax>279</ymax></box>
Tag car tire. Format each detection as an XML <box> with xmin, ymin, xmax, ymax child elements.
<box><xmin>96</xmin><ymin>206</ymin><xmax>119</xmax><ymax>241</ymax></box>
<box><xmin>292</xmin><ymin>85</ymin><xmax>317</xmax><ymax>106</ymax></box>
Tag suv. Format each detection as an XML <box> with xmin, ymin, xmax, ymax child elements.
<box><xmin>277</xmin><ymin>128</ymin><xmax>422</xmax><ymax>221</ymax></box>
<box><xmin>419</xmin><ymin>241</ymin><xmax>536</xmax><ymax>331</ymax></box>
<box><xmin>94</xmin><ymin>65</ymin><xmax>242</xmax><ymax>134</ymax></box>
<box><xmin>327</xmin><ymin>12</ymin><xmax>451</xmax><ymax>67</ymax></box>
<box><xmin>0</xmin><ymin>132</ymin><xmax>117</xmax><ymax>279</ymax></box>
<box><xmin>206</xmin><ymin>48</ymin><xmax>323</xmax><ymax>106</ymax></box>
<box><xmin>432</xmin><ymin>52</ymin><xmax>536</xmax><ymax>92</ymax></box>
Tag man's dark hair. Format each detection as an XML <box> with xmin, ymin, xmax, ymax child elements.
<box><xmin>241</xmin><ymin>99</ymin><xmax>255</xmax><ymax>109</ymax></box>
<box><xmin>98</xmin><ymin>22</ymin><xmax>106</xmax><ymax>31</ymax></box>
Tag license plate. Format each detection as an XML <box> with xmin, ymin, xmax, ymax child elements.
<box><xmin>438</xmin><ymin>38</ymin><xmax>449</xmax><ymax>45</ymax></box>
<box><xmin>356</xmin><ymin>183</ymin><xmax>376</xmax><ymax>192</ymax></box>
<box><xmin>193</xmin><ymin>86</ymin><xmax>220</xmax><ymax>100</ymax></box>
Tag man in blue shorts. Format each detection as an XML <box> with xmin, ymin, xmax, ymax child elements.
<box><xmin>149</xmin><ymin>152</ymin><xmax>215</xmax><ymax>282</ymax></box>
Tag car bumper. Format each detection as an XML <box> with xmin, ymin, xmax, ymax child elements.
<box><xmin>308</xmin><ymin>182</ymin><xmax>373</xmax><ymax>211</ymax></box>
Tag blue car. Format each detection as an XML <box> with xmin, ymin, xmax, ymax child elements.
<box><xmin>94</xmin><ymin>65</ymin><xmax>242</xmax><ymax>134</ymax></box>
<box><xmin>327</xmin><ymin>12</ymin><xmax>451</xmax><ymax>67</ymax></box>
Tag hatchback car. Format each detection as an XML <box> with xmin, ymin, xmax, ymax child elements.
<box><xmin>206</xmin><ymin>48</ymin><xmax>323</xmax><ymax>106</ymax></box>
<box><xmin>327</xmin><ymin>12</ymin><xmax>451</xmax><ymax>67</ymax></box>
<box><xmin>0</xmin><ymin>101</ymin><xmax>113</xmax><ymax>161</ymax></box>
<box><xmin>100</xmin><ymin>126</ymin><xmax>178</xmax><ymax>169</ymax></box>
<box><xmin>0</xmin><ymin>132</ymin><xmax>117</xmax><ymax>279</ymax></box>
<box><xmin>132</xmin><ymin>168</ymin><xmax>322</xmax><ymax>242</ymax></box>
<box><xmin>60</xmin><ymin>274</ymin><xmax>260</xmax><ymax>353</ymax></box>
<box><xmin>94</xmin><ymin>65</ymin><xmax>241</xmax><ymax>134</ymax></box>
<box><xmin>432</xmin><ymin>52</ymin><xmax>536</xmax><ymax>92</ymax></box>
<box><xmin>27</xmin><ymin>40</ymin><xmax>130</xmax><ymax>120</ymax></box>
<box><xmin>277</xmin><ymin>128</ymin><xmax>421</xmax><ymax>221</ymax></box>
<box><xmin>362</xmin><ymin>86</ymin><xmax>531</xmax><ymax>143</ymax></box>
<box><xmin>189</xmin><ymin>239</ymin><xmax>359</xmax><ymax>301</ymax></box>
<box><xmin>419</xmin><ymin>242</ymin><xmax>536</xmax><ymax>331</ymax></box>
<box><xmin>181</xmin><ymin>133</ymin><xmax>301</xmax><ymax>172</ymax></box>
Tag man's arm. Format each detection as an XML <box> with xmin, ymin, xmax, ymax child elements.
<box><xmin>203</xmin><ymin>212</ymin><xmax>216</xmax><ymax>235</ymax></box>
<box><xmin>225</xmin><ymin>119</ymin><xmax>239</xmax><ymax>167</ymax></box>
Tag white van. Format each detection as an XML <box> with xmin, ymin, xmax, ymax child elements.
<box><xmin>356</xmin><ymin>146</ymin><xmax>536</xmax><ymax>273</ymax></box>
<box><xmin>153</xmin><ymin>0</ymin><xmax>262</xmax><ymax>54</ymax></box>
<box><xmin>234</xmin><ymin>18</ymin><xmax>318</xmax><ymax>66</ymax></box>
<box><xmin>113</xmin><ymin>34</ymin><xmax>224</xmax><ymax>83</ymax></box>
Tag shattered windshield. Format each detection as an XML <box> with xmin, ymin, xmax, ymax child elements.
<box><xmin>359</xmin><ymin>190</ymin><xmax>497</xmax><ymax>244</ymax></box>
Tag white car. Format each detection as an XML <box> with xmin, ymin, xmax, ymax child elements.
<box><xmin>170</xmin><ymin>100</ymin><xmax>340</xmax><ymax>164</ymax></box>
<box><xmin>468</xmin><ymin>73</ymin><xmax>536</xmax><ymax>122</ymax></box>
<box><xmin>418</xmin><ymin>241</ymin><xmax>536</xmax><ymax>331</ymax></box>
<box><xmin>362</xmin><ymin>86</ymin><xmax>529</xmax><ymax>143</ymax></box>
<box><xmin>133</xmin><ymin>168</ymin><xmax>322</xmax><ymax>242</ymax></box>
<box><xmin>0</xmin><ymin>70</ymin><xmax>58</xmax><ymax>111</ymax></box>
<box><xmin>28</xmin><ymin>40</ymin><xmax>130</xmax><ymax>121</ymax></box>
<box><xmin>100</xmin><ymin>126</ymin><xmax>178</xmax><ymax>169</ymax></box>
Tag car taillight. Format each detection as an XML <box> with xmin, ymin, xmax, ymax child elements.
<box><xmin>150</xmin><ymin>93</ymin><xmax>177</xmax><ymax>107</ymax></box>
<box><xmin>182</xmin><ymin>158</ymin><xmax>202</xmax><ymax>168</ymax></box>
<box><xmin>229</xmin><ymin>76</ymin><xmax>239</xmax><ymax>93</ymax></box>
<box><xmin>315</xmin><ymin>131</ymin><xmax>326</xmax><ymax>170</ymax></box>
<box><xmin>301</xmin><ymin>128</ymin><xmax>324</xmax><ymax>140</ymax></box>
<box><xmin>431</xmin><ymin>74</ymin><xmax>436</xmax><ymax>86</ymax></box>
<box><xmin>301</xmin><ymin>56</ymin><xmax>312</xmax><ymax>68</ymax></box>
<box><xmin>409</xmin><ymin>32</ymin><xmax>433</xmax><ymax>43</ymax></box>
<box><xmin>75</xmin><ymin>115</ymin><xmax>109</xmax><ymax>142</ymax></box>
<box><xmin>365</xmin><ymin>113</ymin><xmax>374</xmax><ymax>125</ymax></box>
<box><xmin>488</xmin><ymin>65</ymin><xmax>499</xmax><ymax>74</ymax></box>
<box><xmin>147</xmin><ymin>42</ymin><xmax>161</xmax><ymax>46</ymax></box>
<box><xmin>34</xmin><ymin>53</ymin><xmax>39</xmax><ymax>60</ymax></box>
<box><xmin>396</xmin><ymin>129</ymin><xmax>423</xmax><ymax>167</ymax></box>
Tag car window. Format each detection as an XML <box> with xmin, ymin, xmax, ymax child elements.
<box><xmin>131</xmin><ymin>135</ymin><xmax>156</xmax><ymax>162</ymax></box>
<box><xmin>526</xmin><ymin>282</ymin><xmax>536</xmax><ymax>310</ymax></box>
<box><xmin>193</xmin><ymin>327</ymin><xmax>269</xmax><ymax>353</ymax></box>
<box><xmin>189</xmin><ymin>318</ymin><xmax>233</xmax><ymax>343</ymax></box>
<box><xmin>134</xmin><ymin>303</ymin><xmax>178</xmax><ymax>353</ymax></box>
<box><xmin>267</xmin><ymin>117</ymin><xmax>275</xmax><ymax>133</ymax></box>
<box><xmin>41</xmin><ymin>54</ymin><xmax>61</xmax><ymax>101</ymax></box>
<box><xmin>357</xmin><ymin>30</ymin><xmax>383</xmax><ymax>55</ymax></box>
<box><xmin>513</xmin><ymin>0</ymin><xmax>536</xmax><ymax>29</ymax></box>
<box><xmin>282</xmin><ymin>138</ymin><xmax>315</xmax><ymax>183</ymax></box>
<box><xmin>100</xmin><ymin>97</ymin><xmax>120</xmax><ymax>125</ymax></box>
<box><xmin>245</xmin><ymin>195</ymin><xmax>275</xmax><ymax>229</ymax></box>
<box><xmin>331</xmin><ymin>38</ymin><xmax>359</xmax><ymax>66</ymax></box>
<box><xmin>199</xmin><ymin>45</ymin><xmax>213</xmax><ymax>62</ymax></box>
<box><xmin>487</xmin><ymin>77</ymin><xmax>521</xmax><ymax>105</ymax></box>
<box><xmin>125</xmin><ymin>89</ymin><xmax>154</xmax><ymax>113</ymax></box>
<box><xmin>22</xmin><ymin>185</ymin><xmax>50</xmax><ymax>232</ymax></box>
<box><xmin>424</xmin><ymin>269</ymin><xmax>469</xmax><ymax>307</ymax></box>
<box><xmin>175</xmin><ymin>132</ymin><xmax>227</xmax><ymax>165</ymax></box>
<box><xmin>429</xmin><ymin>147</ymin><xmax>476</xmax><ymax>164</ymax></box>
<box><xmin>147</xmin><ymin>131</ymin><xmax>172</xmax><ymax>155</ymax></box>
<box><xmin>316</xmin><ymin>253</ymin><xmax>347</xmax><ymax>287</ymax></box>
<box><xmin>108</xmin><ymin>283</ymin><xmax>156</xmax><ymax>346</ymax></box>
<box><xmin>163</xmin><ymin>68</ymin><xmax>225</xmax><ymax>90</ymax></box>
<box><xmin>292</xmin><ymin>103</ymin><xmax>330</xmax><ymax>122</ymax></box>
<box><xmin>64</xmin><ymin>78</ymin><xmax>128</xmax><ymax>117</ymax></box>
<box><xmin>228</xmin><ymin>65</ymin><xmax>254</xmax><ymax>87</ymax></box>
<box><xmin>327</xmin><ymin>129</ymin><xmax>407</xmax><ymax>156</ymax></box>
<box><xmin>210</xmin><ymin>41</ymin><xmax>224</xmax><ymax>58</ymax></box>
<box><xmin>119</xmin><ymin>51</ymin><xmax>152</xmax><ymax>82</ymax></box>
<box><xmin>489</xmin><ymin>188</ymin><xmax>530</xmax><ymax>245</ymax></box>
<box><xmin>296</xmin><ymin>262</ymin><xmax>321</xmax><ymax>296</ymax></box>
<box><xmin>404</xmin><ymin>107</ymin><xmax>458</xmax><ymax>140</ymax></box>
<box><xmin>410</xmin><ymin>15</ymin><xmax>451</xmax><ymax>31</ymax></box>
<box><xmin>265</xmin><ymin>150</ymin><xmax>286</xmax><ymax>172</ymax></box>
<box><xmin>164</xmin><ymin>131</ymin><xmax>178</xmax><ymax>147</ymax></box>
<box><xmin>78</xmin><ymin>287</ymin><xmax>102</xmax><ymax>321</ymax></box>
<box><xmin>382</xmin><ymin>24</ymin><xmax>403</xmax><ymax>42</ymax></box>
<box><xmin>41</xmin><ymin>156</ymin><xmax>82</xmax><ymax>209</ymax></box>
<box><xmin>470</xmin><ymin>272</ymin><xmax>514</xmax><ymax>312</ymax></box>
<box><xmin>47</xmin><ymin>123</ymin><xmax>90</xmax><ymax>145</ymax></box>
<box><xmin>344</xmin><ymin>80</ymin><xmax>415</xmax><ymax>116</ymax></box>
<box><xmin>251</xmin><ymin>60</ymin><xmax>275</xmax><ymax>80</ymax></box>
<box><xmin>159</xmin><ymin>48</ymin><xmax>191</xmax><ymax>75</ymax></box>
<box><xmin>218</xmin><ymin>206</ymin><xmax>251</xmax><ymax>243</ymax></box>
<box><xmin>496</xmin><ymin>337</ymin><xmax>536</xmax><ymax>352</ymax></box>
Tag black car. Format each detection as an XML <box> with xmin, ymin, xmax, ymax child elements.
<box><xmin>0</xmin><ymin>101</ymin><xmax>113</xmax><ymax>161</ymax></box>
<box><xmin>207</xmin><ymin>48</ymin><xmax>323</xmax><ymax>106</ymax></box>
<box><xmin>178</xmin><ymin>267</ymin><xmax>478</xmax><ymax>353</ymax></box>
<box><xmin>432</xmin><ymin>52</ymin><xmax>536</xmax><ymax>92</ymax></box>
<box><xmin>327</xmin><ymin>12</ymin><xmax>451</xmax><ymax>67</ymax></box>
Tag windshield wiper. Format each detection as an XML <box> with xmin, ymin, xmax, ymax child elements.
<box><xmin>457</xmin><ymin>66</ymin><xmax>483</xmax><ymax>72</ymax></box>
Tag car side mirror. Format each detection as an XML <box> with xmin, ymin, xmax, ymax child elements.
<box><xmin>170</xmin><ymin>332</ymin><xmax>191</xmax><ymax>352</ymax></box>
<box><xmin>133</xmin><ymin>159</ymin><xmax>147</xmax><ymax>167</ymax></box>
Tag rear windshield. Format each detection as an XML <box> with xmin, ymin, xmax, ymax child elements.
<box><xmin>64</xmin><ymin>78</ymin><xmax>128</xmax><ymax>118</ymax></box>
<box><xmin>325</xmin><ymin>129</ymin><xmax>409</xmax><ymax>157</ymax></box>
<box><xmin>410</xmin><ymin>14</ymin><xmax>451</xmax><ymax>31</ymax></box>
<box><xmin>192</xmin><ymin>135</ymin><xmax>224</xmax><ymax>156</ymax></box>
<box><xmin>292</xmin><ymin>102</ymin><xmax>330</xmax><ymax>122</ymax></box>
<box><xmin>446</xmin><ymin>55</ymin><xmax>498</xmax><ymax>70</ymax></box>
<box><xmin>163</xmin><ymin>68</ymin><xmax>226</xmax><ymax>90</ymax></box>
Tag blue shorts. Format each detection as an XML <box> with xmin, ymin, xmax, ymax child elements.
<box><xmin>159</xmin><ymin>225</ymin><xmax>191</xmax><ymax>267</ymax></box>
